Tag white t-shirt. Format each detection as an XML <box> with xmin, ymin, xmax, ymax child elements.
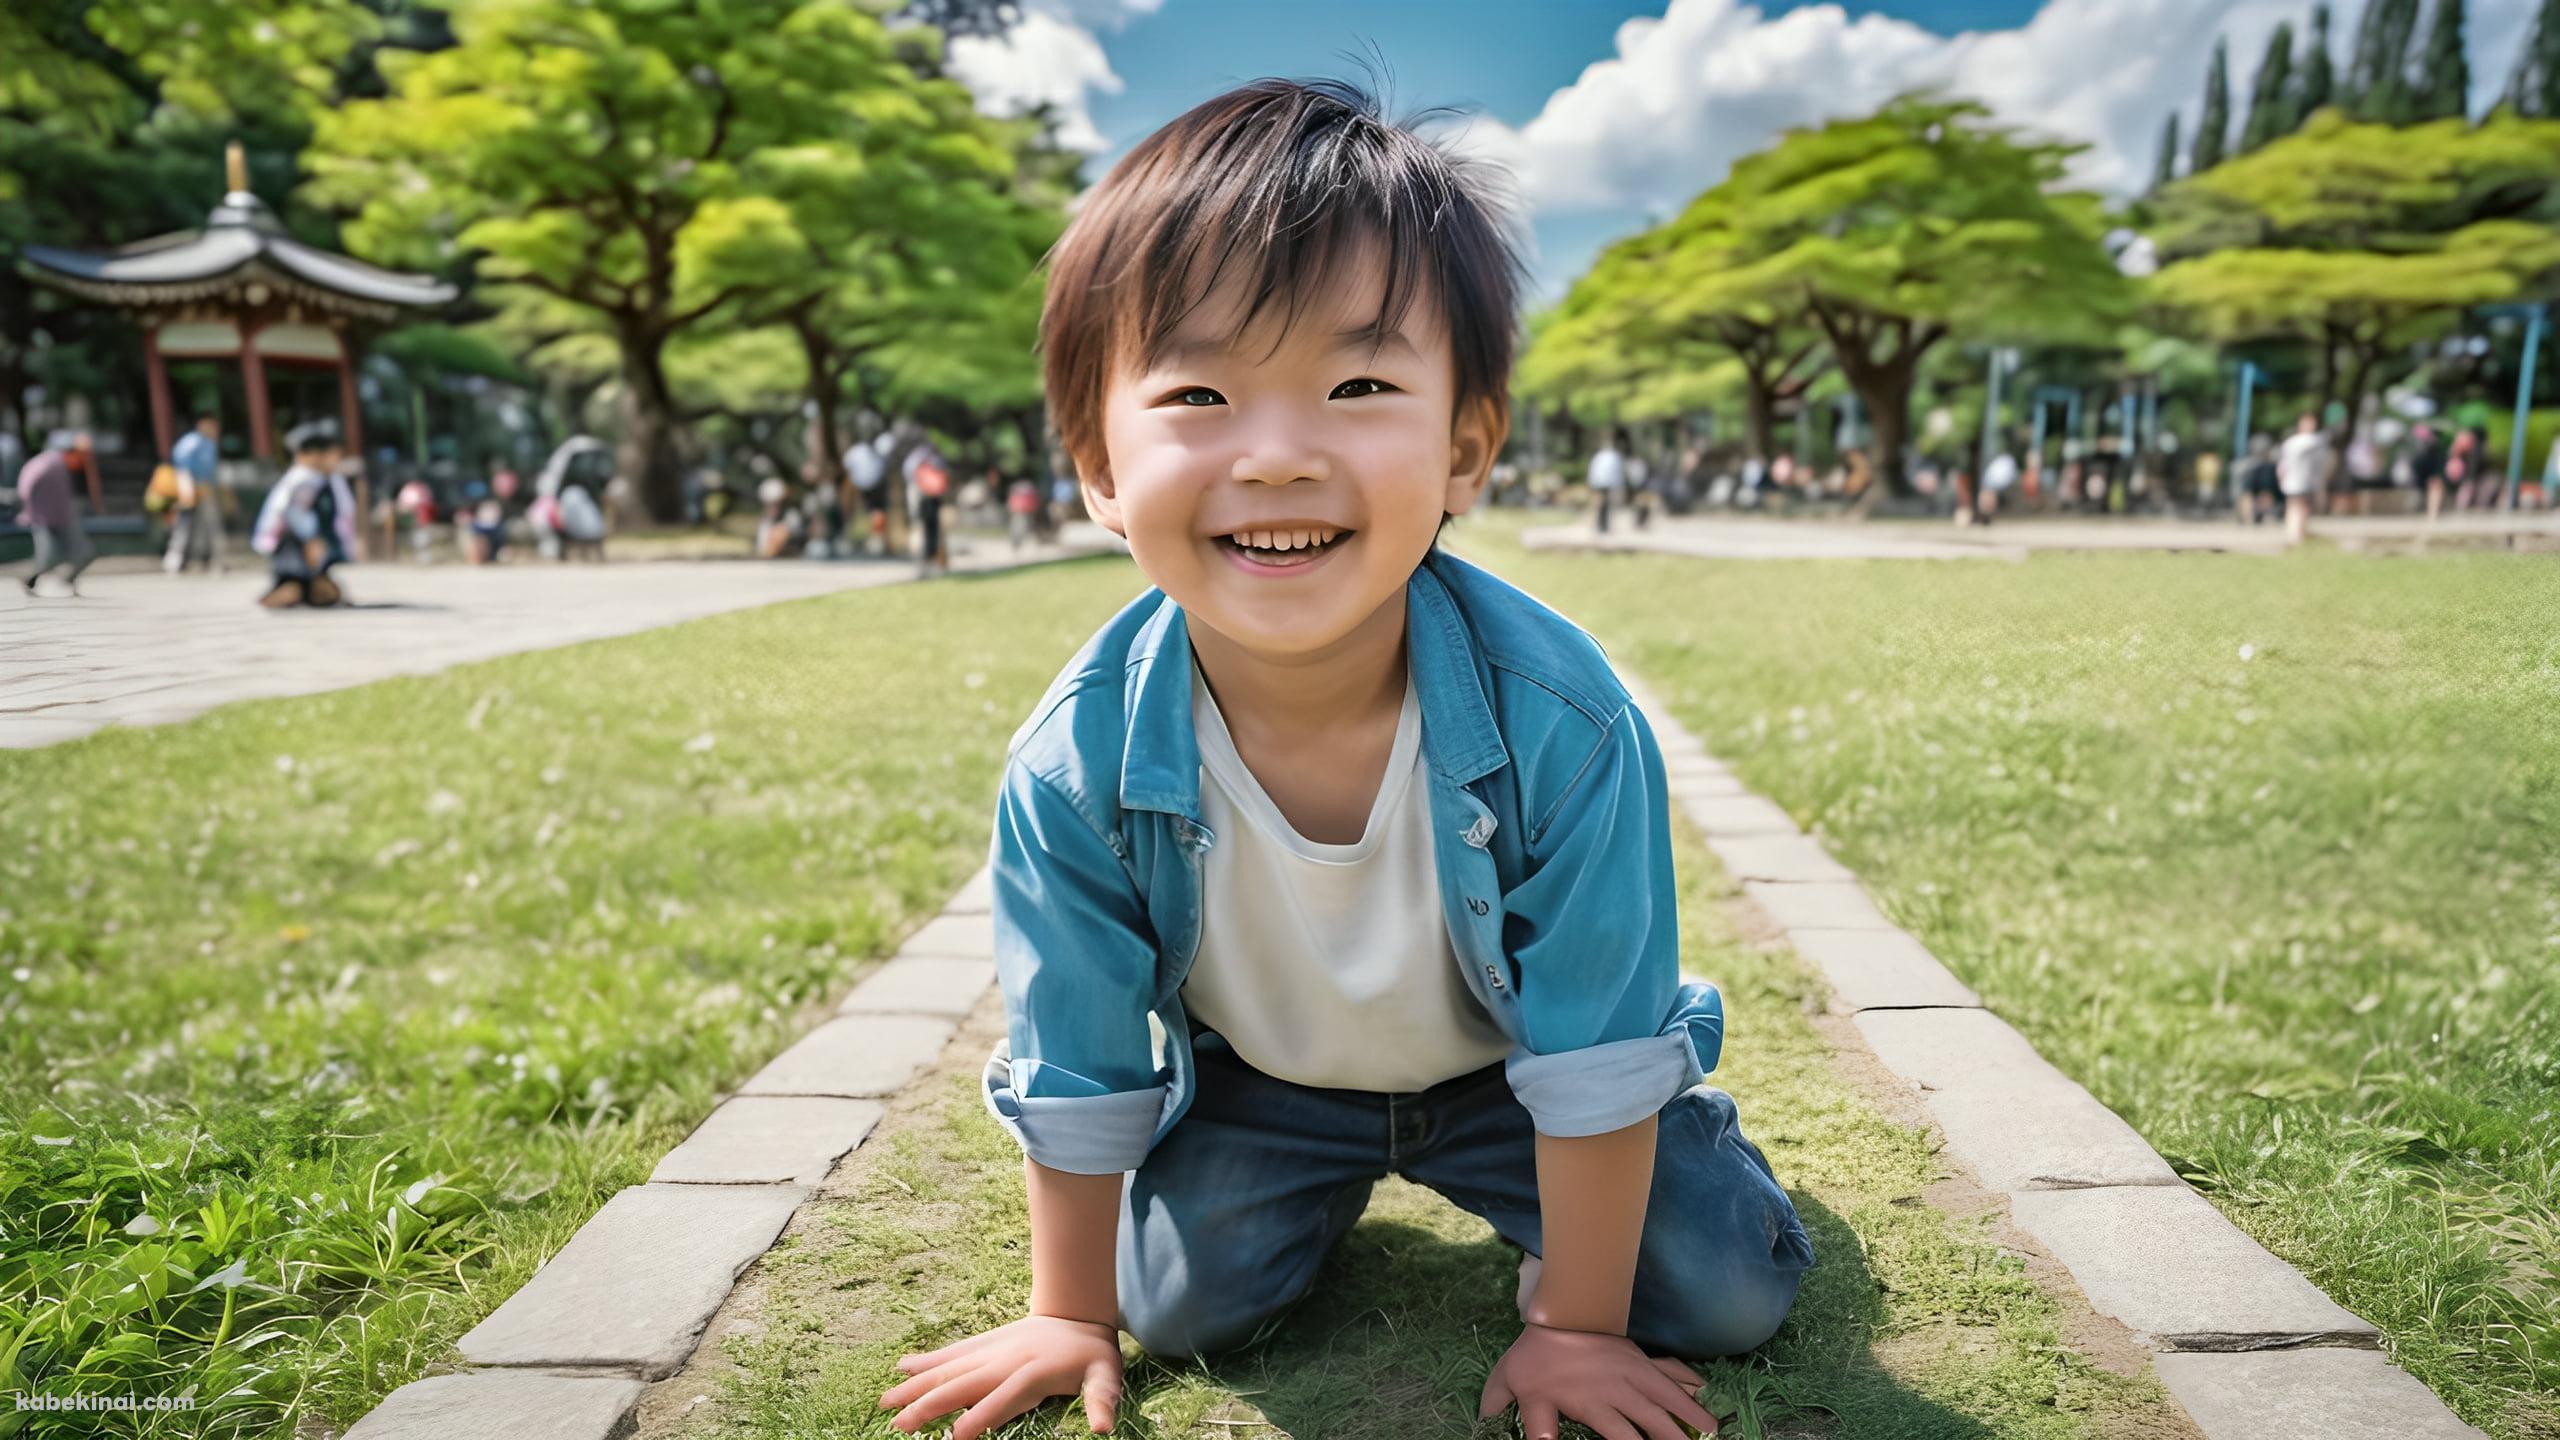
<box><xmin>1182</xmin><ymin>660</ymin><xmax>1514</xmax><ymax>1094</ymax></box>
<box><xmin>1586</xmin><ymin>447</ymin><xmax>1626</xmax><ymax>492</ymax></box>
<box><xmin>1983</xmin><ymin>453</ymin><xmax>2020</xmax><ymax>492</ymax></box>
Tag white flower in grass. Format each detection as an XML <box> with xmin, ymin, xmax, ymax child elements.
<box><xmin>2238</xmin><ymin>643</ymin><xmax>2257</xmax><ymax>662</ymax></box>
<box><xmin>685</xmin><ymin>733</ymin><xmax>718</xmax><ymax>754</ymax></box>
<box><xmin>427</xmin><ymin>789</ymin><xmax>463</xmax><ymax>816</ymax></box>
<box><xmin>275</xmin><ymin>754</ymin><xmax>296</xmax><ymax>773</ymax></box>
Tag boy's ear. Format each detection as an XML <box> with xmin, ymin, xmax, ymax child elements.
<box><xmin>1441</xmin><ymin>397</ymin><xmax>1508</xmax><ymax>518</ymax></box>
<box><xmin>1078</xmin><ymin>455</ymin><xmax>1128</xmax><ymax>539</ymax></box>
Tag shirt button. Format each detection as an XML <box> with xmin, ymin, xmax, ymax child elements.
<box><xmin>1484</xmin><ymin>964</ymin><xmax>1505</xmax><ymax>990</ymax></box>
<box><xmin>1462</xmin><ymin>816</ymin><xmax>1495</xmax><ymax>848</ymax></box>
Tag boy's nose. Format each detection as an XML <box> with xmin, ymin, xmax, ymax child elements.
<box><xmin>1231</xmin><ymin>439</ymin><xmax>1330</xmax><ymax>486</ymax></box>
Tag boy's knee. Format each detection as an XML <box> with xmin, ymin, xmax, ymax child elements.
<box><xmin>1119</xmin><ymin>1289</ymin><xmax>1293</xmax><ymax>1362</ymax></box>
<box><xmin>1638</xmin><ymin>1277</ymin><xmax>1798</xmax><ymax>1361</ymax></box>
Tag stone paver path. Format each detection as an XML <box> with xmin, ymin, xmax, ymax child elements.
<box><xmin>1526</xmin><ymin>509</ymin><xmax>2560</xmax><ymax>563</ymax></box>
<box><xmin>0</xmin><ymin>531</ymin><xmax>1115</xmax><ymax>749</ymax></box>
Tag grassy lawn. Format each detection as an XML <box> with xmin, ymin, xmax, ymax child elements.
<box><xmin>1459</xmin><ymin>515</ymin><xmax>2560</xmax><ymax>1439</ymax></box>
<box><xmin>0</xmin><ymin>555</ymin><xmax>1149</xmax><ymax>1438</ymax></box>
<box><xmin>668</xmin><ymin>821</ymin><xmax>2187</xmax><ymax>1440</ymax></box>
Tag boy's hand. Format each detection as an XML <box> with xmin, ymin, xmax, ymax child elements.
<box><xmin>1478</xmin><ymin>1324</ymin><xmax>1719</xmax><ymax>1439</ymax></box>
<box><xmin>879</xmin><ymin>1314</ymin><xmax>1124</xmax><ymax>1437</ymax></box>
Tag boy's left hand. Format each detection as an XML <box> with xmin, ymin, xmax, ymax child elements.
<box><xmin>1478</xmin><ymin>1324</ymin><xmax>1719</xmax><ymax>1439</ymax></box>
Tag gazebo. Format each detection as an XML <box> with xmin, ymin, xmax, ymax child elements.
<box><xmin>20</xmin><ymin>144</ymin><xmax>454</xmax><ymax>475</ymax></box>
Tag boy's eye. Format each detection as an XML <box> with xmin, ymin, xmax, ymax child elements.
<box><xmin>1331</xmin><ymin>377</ymin><xmax>1394</xmax><ymax>400</ymax></box>
<box><xmin>1168</xmin><ymin>387</ymin><xmax>1226</xmax><ymax>407</ymax></box>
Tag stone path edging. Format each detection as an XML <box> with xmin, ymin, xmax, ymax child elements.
<box><xmin>343</xmin><ymin>868</ymin><xmax>1002</xmax><ymax>1439</ymax></box>
<box><xmin>1624</xmin><ymin>676</ymin><xmax>2485</xmax><ymax>1440</ymax></box>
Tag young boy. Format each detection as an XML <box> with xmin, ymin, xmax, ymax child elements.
<box><xmin>880</xmin><ymin>79</ymin><xmax>1811</xmax><ymax>1440</ymax></box>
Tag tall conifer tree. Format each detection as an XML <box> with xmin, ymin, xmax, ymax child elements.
<box><xmin>2243</xmin><ymin>22</ymin><xmax>2297</xmax><ymax>149</ymax></box>
<box><xmin>2193</xmin><ymin>38</ymin><xmax>2233</xmax><ymax>171</ymax></box>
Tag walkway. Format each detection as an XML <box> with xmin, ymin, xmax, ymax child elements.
<box><xmin>1526</xmin><ymin>510</ymin><xmax>2560</xmax><ymax>562</ymax></box>
<box><xmin>0</xmin><ymin>530</ymin><xmax>1116</xmax><ymax>749</ymax></box>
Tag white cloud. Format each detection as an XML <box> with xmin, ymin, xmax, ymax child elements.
<box><xmin>945</xmin><ymin>0</ymin><xmax>1162</xmax><ymax>154</ymax></box>
<box><xmin>1469</xmin><ymin>0</ymin><xmax>2535</xmax><ymax>218</ymax></box>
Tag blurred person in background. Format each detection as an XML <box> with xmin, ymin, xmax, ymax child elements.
<box><xmin>16</xmin><ymin>429</ymin><xmax>99</xmax><ymax>597</ymax></box>
<box><xmin>252</xmin><ymin>420</ymin><xmax>361</xmax><ymax>607</ymax></box>
<box><xmin>2276</xmin><ymin>412</ymin><xmax>2327</xmax><ymax>546</ymax></box>
<box><xmin>2413</xmin><ymin>423</ymin><xmax>2450</xmax><ymax>522</ymax></box>
<box><xmin>1586</xmin><ymin>428</ymin><xmax>1626</xmax><ymax>532</ymax></box>
<box><xmin>166</xmin><ymin>411</ymin><xmax>228</xmax><ymax>574</ymax></box>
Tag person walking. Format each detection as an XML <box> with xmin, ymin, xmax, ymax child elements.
<box><xmin>1978</xmin><ymin>446</ymin><xmax>2019</xmax><ymax>525</ymax></box>
<box><xmin>2276</xmin><ymin>412</ymin><xmax>2328</xmax><ymax>546</ymax></box>
<box><xmin>165</xmin><ymin>412</ymin><xmax>229</xmax><ymax>574</ymax></box>
<box><xmin>2413</xmin><ymin>423</ymin><xmax>2450</xmax><ymax>523</ymax></box>
<box><xmin>904</xmin><ymin>437</ymin><xmax>952</xmax><ymax>577</ymax></box>
<box><xmin>1585</xmin><ymin>428</ymin><xmax>1626</xmax><ymax>534</ymax></box>
<box><xmin>16</xmin><ymin>430</ymin><xmax>100</xmax><ymax>597</ymax></box>
<box><xmin>251</xmin><ymin>421</ymin><xmax>362</xmax><ymax>607</ymax></box>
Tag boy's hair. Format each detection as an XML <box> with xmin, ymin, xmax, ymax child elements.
<box><xmin>1039</xmin><ymin>77</ymin><xmax>1526</xmax><ymax>484</ymax></box>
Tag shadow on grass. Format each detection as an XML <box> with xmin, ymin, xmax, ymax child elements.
<box><xmin>1149</xmin><ymin>1188</ymin><xmax>1996</xmax><ymax>1440</ymax></box>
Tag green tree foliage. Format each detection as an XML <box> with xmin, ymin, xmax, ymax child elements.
<box><xmin>2347</xmin><ymin>0</ymin><xmax>2422</xmax><ymax>121</ymax></box>
<box><xmin>2195</xmin><ymin>39</ymin><xmax>2234</xmax><ymax>173</ymax></box>
<box><xmin>2154</xmin><ymin>112</ymin><xmax>2183</xmax><ymax>191</ymax></box>
<box><xmin>0</xmin><ymin>0</ymin><xmax>379</xmax><ymax>441</ymax></box>
<box><xmin>2148</xmin><ymin>110</ymin><xmax>2560</xmax><ymax>432</ymax></box>
<box><xmin>1531</xmin><ymin>96</ymin><xmax>2125</xmax><ymax>491</ymax></box>
<box><xmin>2512</xmin><ymin>0</ymin><xmax>2560</xmax><ymax>116</ymax></box>
<box><xmin>2411</xmin><ymin>0</ymin><xmax>2471</xmax><ymax>121</ymax></box>
<box><xmin>2243</xmin><ymin>22</ymin><xmax>2297</xmax><ymax>152</ymax></box>
<box><xmin>309</xmin><ymin>0</ymin><xmax>993</xmax><ymax>520</ymax></box>
<box><xmin>2299</xmin><ymin>5</ymin><xmax>2338</xmax><ymax>118</ymax></box>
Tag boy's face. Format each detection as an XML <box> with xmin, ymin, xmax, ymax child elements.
<box><xmin>1085</xmin><ymin>252</ymin><xmax>1498</xmax><ymax>661</ymax></box>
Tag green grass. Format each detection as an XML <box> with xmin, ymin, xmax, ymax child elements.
<box><xmin>0</xmin><ymin>555</ymin><xmax>1151</xmax><ymax>1438</ymax></box>
<box><xmin>1458</xmin><ymin>514</ymin><xmax>2560</xmax><ymax>1439</ymax></box>
<box><xmin>676</xmin><ymin>822</ymin><xmax>2185</xmax><ymax>1440</ymax></box>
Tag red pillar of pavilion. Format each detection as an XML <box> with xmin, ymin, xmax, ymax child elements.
<box><xmin>143</xmin><ymin>326</ymin><xmax>175</xmax><ymax>463</ymax></box>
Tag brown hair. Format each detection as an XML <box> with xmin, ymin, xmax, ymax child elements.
<box><xmin>1039</xmin><ymin>77</ymin><xmax>1525</xmax><ymax>483</ymax></box>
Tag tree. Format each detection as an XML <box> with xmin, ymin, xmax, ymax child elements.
<box><xmin>2410</xmin><ymin>0</ymin><xmax>2470</xmax><ymax>122</ymax></box>
<box><xmin>2148</xmin><ymin>111</ymin><xmax>2560</xmax><ymax>436</ymax></box>
<box><xmin>310</xmin><ymin>0</ymin><xmax>940</xmax><ymax>520</ymax></box>
<box><xmin>2154</xmin><ymin>113</ymin><xmax>2183</xmax><ymax>191</ymax></box>
<box><xmin>0</xmin><ymin>0</ymin><xmax>379</xmax><ymax>447</ymax></box>
<box><xmin>1612</xmin><ymin>96</ymin><xmax>2128</xmax><ymax>493</ymax></box>
<box><xmin>2243</xmin><ymin>22</ymin><xmax>2297</xmax><ymax>152</ymax></box>
<box><xmin>2299</xmin><ymin>5</ymin><xmax>2338</xmax><ymax>119</ymax></box>
<box><xmin>2347</xmin><ymin>0</ymin><xmax>2422</xmax><ymax>122</ymax></box>
<box><xmin>2194</xmin><ymin>39</ymin><xmax>2233</xmax><ymax>173</ymax></box>
<box><xmin>2514</xmin><ymin>0</ymin><xmax>2560</xmax><ymax>116</ymax></box>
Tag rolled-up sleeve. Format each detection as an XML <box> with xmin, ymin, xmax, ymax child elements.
<box><xmin>1501</xmin><ymin>701</ymin><xmax>1723</xmax><ymax>1137</ymax></box>
<box><xmin>979</xmin><ymin>760</ymin><xmax>1169</xmax><ymax>1174</ymax></box>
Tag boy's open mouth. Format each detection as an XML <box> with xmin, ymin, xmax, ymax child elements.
<box><xmin>1214</xmin><ymin>526</ymin><xmax>1352</xmax><ymax>567</ymax></box>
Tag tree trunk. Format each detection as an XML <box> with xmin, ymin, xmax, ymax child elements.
<box><xmin>1741</xmin><ymin>370</ymin><xmax>1777</xmax><ymax>464</ymax></box>
<box><xmin>616</xmin><ymin>328</ymin><xmax>687</xmax><ymax>523</ymax></box>
<box><xmin>798</xmin><ymin>322</ymin><xmax>845</xmax><ymax>490</ymax></box>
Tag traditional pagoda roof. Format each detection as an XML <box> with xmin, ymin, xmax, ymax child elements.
<box><xmin>20</xmin><ymin>157</ymin><xmax>454</xmax><ymax>324</ymax></box>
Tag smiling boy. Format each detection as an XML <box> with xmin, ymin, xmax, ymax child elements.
<box><xmin>880</xmin><ymin>78</ymin><xmax>1811</xmax><ymax>1440</ymax></box>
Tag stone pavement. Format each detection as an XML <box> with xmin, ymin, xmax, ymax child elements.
<box><xmin>0</xmin><ymin>530</ymin><xmax>1117</xmax><ymax>749</ymax></box>
<box><xmin>1525</xmin><ymin>509</ymin><xmax>2560</xmax><ymax>563</ymax></box>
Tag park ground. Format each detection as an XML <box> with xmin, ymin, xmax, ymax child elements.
<box><xmin>0</xmin><ymin>518</ymin><xmax>2552</xmax><ymax>1437</ymax></box>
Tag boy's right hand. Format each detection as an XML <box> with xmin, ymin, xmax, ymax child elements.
<box><xmin>879</xmin><ymin>1314</ymin><xmax>1124</xmax><ymax>1437</ymax></box>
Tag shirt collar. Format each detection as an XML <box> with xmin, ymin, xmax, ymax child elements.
<box><xmin>1117</xmin><ymin>552</ymin><xmax>1510</xmax><ymax>818</ymax></box>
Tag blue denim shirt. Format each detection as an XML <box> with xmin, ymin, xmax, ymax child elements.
<box><xmin>979</xmin><ymin>546</ymin><xmax>1725</xmax><ymax>1175</ymax></box>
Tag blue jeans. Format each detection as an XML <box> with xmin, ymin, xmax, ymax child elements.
<box><xmin>1116</xmin><ymin>1029</ymin><xmax>1814</xmax><ymax>1362</ymax></box>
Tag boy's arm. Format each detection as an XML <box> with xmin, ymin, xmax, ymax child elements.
<box><xmin>1027</xmin><ymin>1158</ymin><xmax>1122</xmax><ymax>1329</ymax></box>
<box><xmin>1500</xmin><ymin>700</ymin><xmax>1721</xmax><ymax>1141</ymax></box>
<box><xmin>1524</xmin><ymin>1117</ymin><xmax>1657</xmax><ymax>1336</ymax></box>
<box><xmin>981</xmin><ymin>758</ymin><xmax>1169</xmax><ymax>1176</ymax></box>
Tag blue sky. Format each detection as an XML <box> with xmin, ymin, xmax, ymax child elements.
<box><xmin>946</xmin><ymin>0</ymin><xmax>2534</xmax><ymax>300</ymax></box>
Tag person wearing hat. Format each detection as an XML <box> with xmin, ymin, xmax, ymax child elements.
<box><xmin>251</xmin><ymin>421</ymin><xmax>361</xmax><ymax>607</ymax></box>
